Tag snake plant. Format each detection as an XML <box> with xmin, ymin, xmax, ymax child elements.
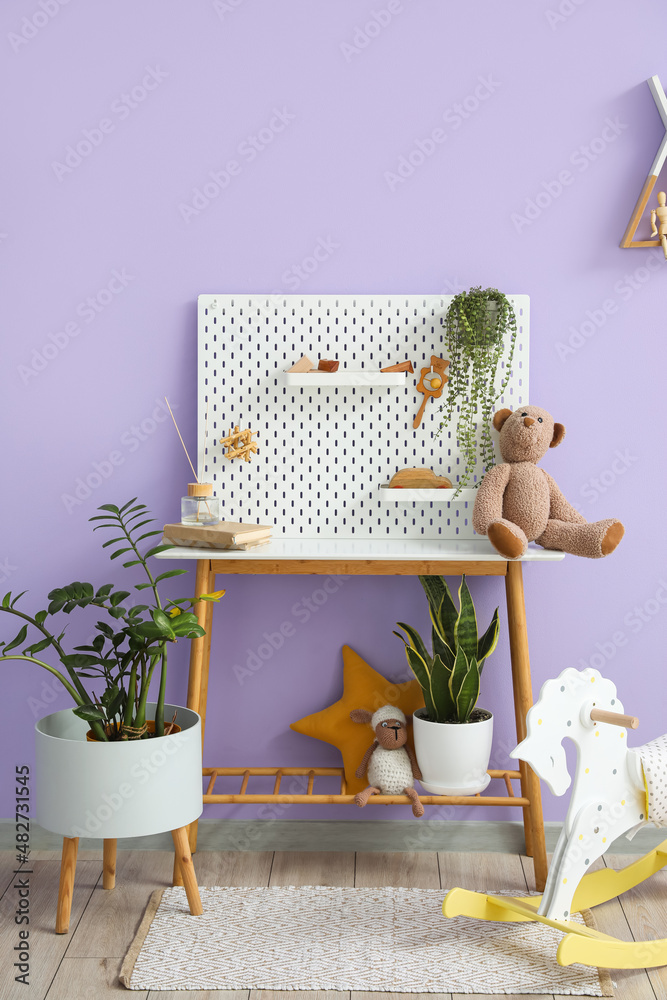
<box><xmin>394</xmin><ymin>575</ymin><xmax>499</xmax><ymax>723</ymax></box>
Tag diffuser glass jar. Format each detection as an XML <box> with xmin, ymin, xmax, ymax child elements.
<box><xmin>181</xmin><ymin>483</ymin><xmax>221</xmax><ymax>525</ymax></box>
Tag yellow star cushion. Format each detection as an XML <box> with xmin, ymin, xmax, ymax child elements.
<box><xmin>290</xmin><ymin>645</ymin><xmax>425</xmax><ymax>795</ymax></box>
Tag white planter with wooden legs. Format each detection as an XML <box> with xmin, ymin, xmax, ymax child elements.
<box><xmin>35</xmin><ymin>702</ymin><xmax>203</xmax><ymax>933</ymax></box>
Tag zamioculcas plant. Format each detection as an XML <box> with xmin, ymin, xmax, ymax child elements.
<box><xmin>394</xmin><ymin>574</ymin><xmax>500</xmax><ymax>723</ymax></box>
<box><xmin>0</xmin><ymin>500</ymin><xmax>223</xmax><ymax>741</ymax></box>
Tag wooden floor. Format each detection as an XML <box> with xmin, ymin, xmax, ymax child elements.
<box><xmin>2</xmin><ymin>848</ymin><xmax>667</xmax><ymax>999</ymax></box>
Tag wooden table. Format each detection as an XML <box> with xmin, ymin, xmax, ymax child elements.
<box><xmin>157</xmin><ymin>538</ymin><xmax>564</xmax><ymax>891</ymax></box>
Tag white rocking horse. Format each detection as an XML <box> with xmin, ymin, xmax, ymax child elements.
<box><xmin>444</xmin><ymin>666</ymin><xmax>667</xmax><ymax>969</ymax></box>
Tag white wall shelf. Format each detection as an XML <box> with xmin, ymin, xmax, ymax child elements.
<box><xmin>378</xmin><ymin>486</ymin><xmax>477</xmax><ymax>504</ymax></box>
<box><xmin>283</xmin><ymin>370</ymin><xmax>406</xmax><ymax>387</ymax></box>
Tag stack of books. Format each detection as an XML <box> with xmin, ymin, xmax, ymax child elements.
<box><xmin>163</xmin><ymin>521</ymin><xmax>272</xmax><ymax>551</ymax></box>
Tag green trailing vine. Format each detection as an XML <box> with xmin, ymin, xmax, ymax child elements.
<box><xmin>437</xmin><ymin>286</ymin><xmax>518</xmax><ymax>492</ymax></box>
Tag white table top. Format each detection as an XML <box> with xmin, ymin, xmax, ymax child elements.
<box><xmin>154</xmin><ymin>537</ymin><xmax>565</xmax><ymax>563</ymax></box>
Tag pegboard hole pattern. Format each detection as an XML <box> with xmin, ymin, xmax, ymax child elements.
<box><xmin>198</xmin><ymin>295</ymin><xmax>529</xmax><ymax>539</ymax></box>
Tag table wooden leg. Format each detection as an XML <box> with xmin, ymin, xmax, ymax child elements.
<box><xmin>102</xmin><ymin>838</ymin><xmax>116</xmax><ymax>889</ymax></box>
<box><xmin>187</xmin><ymin>559</ymin><xmax>215</xmax><ymax>856</ymax></box>
<box><xmin>56</xmin><ymin>836</ymin><xmax>78</xmax><ymax>934</ymax></box>
<box><xmin>172</xmin><ymin>827</ymin><xmax>203</xmax><ymax>916</ymax></box>
<box><xmin>505</xmin><ymin>560</ymin><xmax>548</xmax><ymax>892</ymax></box>
<box><xmin>172</xmin><ymin>852</ymin><xmax>184</xmax><ymax>887</ymax></box>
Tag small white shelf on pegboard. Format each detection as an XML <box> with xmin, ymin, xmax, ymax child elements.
<box><xmin>378</xmin><ymin>486</ymin><xmax>477</xmax><ymax>504</ymax></box>
<box><xmin>283</xmin><ymin>370</ymin><xmax>406</xmax><ymax>387</ymax></box>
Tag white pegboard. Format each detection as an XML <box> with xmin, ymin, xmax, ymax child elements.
<box><xmin>197</xmin><ymin>294</ymin><xmax>529</xmax><ymax>539</ymax></box>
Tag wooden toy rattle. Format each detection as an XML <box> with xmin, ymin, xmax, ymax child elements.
<box><xmin>442</xmin><ymin>665</ymin><xmax>667</xmax><ymax>971</ymax></box>
<box><xmin>220</xmin><ymin>426</ymin><xmax>258</xmax><ymax>463</ymax></box>
<box><xmin>413</xmin><ymin>356</ymin><xmax>449</xmax><ymax>429</ymax></box>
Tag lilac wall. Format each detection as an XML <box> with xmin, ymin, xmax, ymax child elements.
<box><xmin>2</xmin><ymin>0</ymin><xmax>666</xmax><ymax>826</ymax></box>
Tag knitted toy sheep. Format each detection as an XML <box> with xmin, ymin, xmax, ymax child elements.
<box><xmin>473</xmin><ymin>405</ymin><xmax>625</xmax><ymax>560</ymax></box>
<box><xmin>350</xmin><ymin>705</ymin><xmax>424</xmax><ymax>817</ymax></box>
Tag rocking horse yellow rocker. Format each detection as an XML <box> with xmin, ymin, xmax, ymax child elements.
<box><xmin>443</xmin><ymin>666</ymin><xmax>667</xmax><ymax>970</ymax></box>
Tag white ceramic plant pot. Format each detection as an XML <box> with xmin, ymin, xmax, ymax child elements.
<box><xmin>413</xmin><ymin>709</ymin><xmax>493</xmax><ymax>795</ymax></box>
<box><xmin>35</xmin><ymin>703</ymin><xmax>202</xmax><ymax>839</ymax></box>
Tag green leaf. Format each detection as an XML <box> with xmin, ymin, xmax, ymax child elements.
<box><xmin>419</xmin><ymin>576</ymin><xmax>458</xmax><ymax>650</ymax></box>
<box><xmin>400</xmin><ymin>643</ymin><xmax>436</xmax><ymax>719</ymax></box>
<box><xmin>126</xmin><ymin>518</ymin><xmax>154</xmax><ymax>533</ymax></box>
<box><xmin>35</xmin><ymin>610</ymin><xmax>47</xmax><ymax>626</ymax></box>
<box><xmin>108</xmin><ymin>607</ymin><xmax>127</xmax><ymax>619</ymax></box>
<box><xmin>96</xmin><ymin>622</ymin><xmax>115</xmax><ymax>638</ymax></box>
<box><xmin>96</xmin><ymin>504</ymin><xmax>120</xmax><ymax>514</ymax></box>
<box><xmin>62</xmin><ymin>654</ymin><xmax>107</xmax><ymax>669</ymax></box>
<box><xmin>110</xmin><ymin>548</ymin><xmax>132</xmax><ymax>560</ymax></box>
<box><xmin>73</xmin><ymin>704</ymin><xmax>106</xmax><ymax>723</ymax></box>
<box><xmin>154</xmin><ymin>569</ymin><xmax>187</xmax><ymax>584</ymax></box>
<box><xmin>100</xmin><ymin>684</ymin><xmax>119</xmax><ymax>708</ymax></box>
<box><xmin>2</xmin><ymin>592</ymin><xmax>11</xmax><ymax>608</ymax></box>
<box><xmin>109</xmin><ymin>591</ymin><xmax>131</xmax><ymax>607</ymax></box>
<box><xmin>431</xmin><ymin>625</ymin><xmax>455</xmax><ymax>669</ymax></box>
<box><xmin>477</xmin><ymin>607</ymin><xmax>500</xmax><ymax>673</ymax></box>
<box><xmin>4</xmin><ymin>625</ymin><xmax>28</xmax><ymax>653</ymax></box>
<box><xmin>122</xmin><ymin>559</ymin><xmax>144</xmax><ymax>569</ymax></box>
<box><xmin>95</xmin><ymin>584</ymin><xmax>114</xmax><ymax>599</ymax></box>
<box><xmin>134</xmin><ymin>581</ymin><xmax>155</xmax><ymax>591</ymax></box>
<box><xmin>454</xmin><ymin>577</ymin><xmax>478</xmax><ymax>663</ymax></box>
<box><xmin>102</xmin><ymin>536</ymin><xmax>126</xmax><ymax>549</ymax></box>
<box><xmin>133</xmin><ymin>622</ymin><xmax>170</xmax><ymax>640</ymax></box>
<box><xmin>144</xmin><ymin>545</ymin><xmax>174</xmax><ymax>560</ymax></box>
<box><xmin>394</xmin><ymin>621</ymin><xmax>429</xmax><ymax>664</ymax></box>
<box><xmin>430</xmin><ymin>654</ymin><xmax>456</xmax><ymax>722</ymax></box>
<box><xmin>24</xmin><ymin>636</ymin><xmax>52</xmax><ymax>656</ymax></box>
<box><xmin>448</xmin><ymin>647</ymin><xmax>470</xmax><ymax>710</ymax></box>
<box><xmin>456</xmin><ymin>655</ymin><xmax>480</xmax><ymax>722</ymax></box>
<box><xmin>135</xmin><ymin>530</ymin><xmax>163</xmax><ymax>543</ymax></box>
<box><xmin>9</xmin><ymin>591</ymin><xmax>27</xmax><ymax>608</ymax></box>
<box><xmin>119</xmin><ymin>498</ymin><xmax>139</xmax><ymax>513</ymax></box>
<box><xmin>152</xmin><ymin>608</ymin><xmax>176</xmax><ymax>636</ymax></box>
<box><xmin>172</xmin><ymin>621</ymin><xmax>205</xmax><ymax>638</ymax></box>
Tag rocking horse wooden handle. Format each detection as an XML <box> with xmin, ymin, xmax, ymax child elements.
<box><xmin>590</xmin><ymin>707</ymin><xmax>639</xmax><ymax>729</ymax></box>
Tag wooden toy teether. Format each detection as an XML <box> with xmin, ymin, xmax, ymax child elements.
<box><xmin>413</xmin><ymin>356</ymin><xmax>449</xmax><ymax>429</ymax></box>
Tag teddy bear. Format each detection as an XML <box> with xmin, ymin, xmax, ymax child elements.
<box><xmin>350</xmin><ymin>705</ymin><xmax>424</xmax><ymax>817</ymax></box>
<box><xmin>472</xmin><ymin>405</ymin><xmax>625</xmax><ymax>560</ymax></box>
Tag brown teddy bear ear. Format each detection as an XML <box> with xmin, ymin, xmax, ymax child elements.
<box><xmin>350</xmin><ymin>709</ymin><xmax>372</xmax><ymax>724</ymax></box>
<box><xmin>550</xmin><ymin>423</ymin><xmax>566</xmax><ymax>448</ymax></box>
<box><xmin>492</xmin><ymin>408</ymin><xmax>512</xmax><ymax>431</ymax></box>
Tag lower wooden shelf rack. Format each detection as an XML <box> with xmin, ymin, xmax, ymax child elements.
<box><xmin>203</xmin><ymin>766</ymin><xmax>528</xmax><ymax>806</ymax></box>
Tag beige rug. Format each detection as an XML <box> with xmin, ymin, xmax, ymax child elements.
<box><xmin>120</xmin><ymin>885</ymin><xmax>613</xmax><ymax>994</ymax></box>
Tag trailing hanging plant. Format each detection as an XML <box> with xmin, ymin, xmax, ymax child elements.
<box><xmin>437</xmin><ymin>286</ymin><xmax>518</xmax><ymax>492</ymax></box>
